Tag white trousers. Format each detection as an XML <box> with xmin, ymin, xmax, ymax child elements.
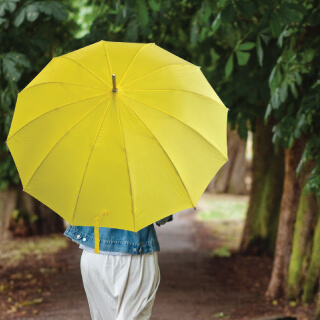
<box><xmin>80</xmin><ymin>249</ymin><xmax>161</xmax><ymax>320</ymax></box>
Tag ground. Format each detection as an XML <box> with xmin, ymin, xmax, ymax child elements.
<box><xmin>0</xmin><ymin>198</ymin><xmax>316</xmax><ymax>320</ymax></box>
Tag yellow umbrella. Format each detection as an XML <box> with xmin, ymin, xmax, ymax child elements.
<box><xmin>5</xmin><ymin>40</ymin><xmax>229</xmax><ymax>253</ymax></box>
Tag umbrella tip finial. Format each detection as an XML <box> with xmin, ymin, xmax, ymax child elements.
<box><xmin>112</xmin><ymin>74</ymin><xmax>118</xmax><ymax>92</ymax></box>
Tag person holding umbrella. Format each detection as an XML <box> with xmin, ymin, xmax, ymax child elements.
<box><xmin>6</xmin><ymin>40</ymin><xmax>228</xmax><ymax>320</ymax></box>
<box><xmin>64</xmin><ymin>214</ymin><xmax>173</xmax><ymax>319</ymax></box>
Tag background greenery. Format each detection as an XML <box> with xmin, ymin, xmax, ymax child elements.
<box><xmin>1</xmin><ymin>0</ymin><xmax>320</xmax><ymax>316</ymax></box>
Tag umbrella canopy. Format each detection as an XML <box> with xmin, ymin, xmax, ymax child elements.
<box><xmin>6</xmin><ymin>40</ymin><xmax>229</xmax><ymax>252</ymax></box>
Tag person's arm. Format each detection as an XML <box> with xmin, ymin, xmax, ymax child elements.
<box><xmin>155</xmin><ymin>214</ymin><xmax>173</xmax><ymax>227</ymax></box>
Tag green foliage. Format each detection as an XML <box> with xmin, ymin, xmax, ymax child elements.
<box><xmin>225</xmin><ymin>53</ymin><xmax>233</xmax><ymax>77</ymax></box>
<box><xmin>0</xmin><ymin>0</ymin><xmax>76</xmax><ymax>190</ymax></box>
<box><xmin>1</xmin><ymin>0</ymin><xmax>320</xmax><ymax>197</ymax></box>
<box><xmin>211</xmin><ymin>246</ymin><xmax>231</xmax><ymax>258</ymax></box>
<box><xmin>13</xmin><ymin>1</ymin><xmax>68</xmax><ymax>27</ymax></box>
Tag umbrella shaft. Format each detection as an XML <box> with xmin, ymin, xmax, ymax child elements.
<box><xmin>112</xmin><ymin>74</ymin><xmax>118</xmax><ymax>92</ymax></box>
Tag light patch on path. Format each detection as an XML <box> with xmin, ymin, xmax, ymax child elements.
<box><xmin>155</xmin><ymin>209</ymin><xmax>197</xmax><ymax>253</ymax></box>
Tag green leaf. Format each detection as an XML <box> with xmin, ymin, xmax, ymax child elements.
<box><xmin>13</xmin><ymin>8</ymin><xmax>24</xmax><ymax>26</ymax></box>
<box><xmin>124</xmin><ymin>19</ymin><xmax>138</xmax><ymax>42</ymax></box>
<box><xmin>177</xmin><ymin>28</ymin><xmax>187</xmax><ymax>42</ymax></box>
<box><xmin>201</xmin><ymin>4</ymin><xmax>211</xmax><ymax>24</ymax></box>
<box><xmin>198</xmin><ymin>27</ymin><xmax>207</xmax><ymax>43</ymax></box>
<box><xmin>210</xmin><ymin>47</ymin><xmax>220</xmax><ymax>63</ymax></box>
<box><xmin>256</xmin><ymin>36</ymin><xmax>263</xmax><ymax>66</ymax></box>
<box><xmin>277</xmin><ymin>27</ymin><xmax>291</xmax><ymax>47</ymax></box>
<box><xmin>294</xmin><ymin>128</ymin><xmax>301</xmax><ymax>139</ymax></box>
<box><xmin>290</xmin><ymin>82</ymin><xmax>298</xmax><ymax>98</ymax></box>
<box><xmin>211</xmin><ymin>246</ymin><xmax>231</xmax><ymax>257</ymax></box>
<box><xmin>264</xmin><ymin>103</ymin><xmax>272</xmax><ymax>122</ymax></box>
<box><xmin>236</xmin><ymin>51</ymin><xmax>250</xmax><ymax>66</ymax></box>
<box><xmin>270</xmin><ymin>13</ymin><xmax>282</xmax><ymax>37</ymax></box>
<box><xmin>2</xmin><ymin>55</ymin><xmax>20</xmax><ymax>82</ymax></box>
<box><xmin>48</xmin><ymin>1</ymin><xmax>68</xmax><ymax>20</ymax></box>
<box><xmin>269</xmin><ymin>65</ymin><xmax>282</xmax><ymax>89</ymax></box>
<box><xmin>21</xmin><ymin>298</ymin><xmax>43</xmax><ymax>307</ymax></box>
<box><xmin>213</xmin><ymin>311</ymin><xmax>229</xmax><ymax>318</ymax></box>
<box><xmin>304</xmin><ymin>49</ymin><xmax>315</xmax><ymax>63</ymax></box>
<box><xmin>278</xmin><ymin>5</ymin><xmax>302</xmax><ymax>24</ymax></box>
<box><xmin>238</xmin><ymin>42</ymin><xmax>255</xmax><ymax>51</ymax></box>
<box><xmin>137</xmin><ymin>1</ymin><xmax>149</xmax><ymax>26</ymax></box>
<box><xmin>190</xmin><ymin>15</ymin><xmax>199</xmax><ymax>46</ymax></box>
<box><xmin>37</xmin><ymin>1</ymin><xmax>68</xmax><ymax>21</ymax></box>
<box><xmin>225</xmin><ymin>53</ymin><xmax>233</xmax><ymax>77</ymax></box>
<box><xmin>211</xmin><ymin>13</ymin><xmax>221</xmax><ymax>34</ymax></box>
<box><xmin>26</xmin><ymin>4</ymin><xmax>39</xmax><ymax>22</ymax></box>
<box><xmin>260</xmin><ymin>31</ymin><xmax>271</xmax><ymax>44</ymax></box>
<box><xmin>280</xmin><ymin>82</ymin><xmax>288</xmax><ymax>102</ymax></box>
<box><xmin>235</xmin><ymin>1</ymin><xmax>255</xmax><ymax>19</ymax></box>
<box><xmin>8</xmin><ymin>52</ymin><xmax>30</xmax><ymax>68</ymax></box>
<box><xmin>297</xmin><ymin>114</ymin><xmax>306</xmax><ymax>128</ymax></box>
<box><xmin>1</xmin><ymin>52</ymin><xmax>30</xmax><ymax>83</ymax></box>
<box><xmin>295</xmin><ymin>73</ymin><xmax>302</xmax><ymax>85</ymax></box>
<box><xmin>0</xmin><ymin>0</ymin><xmax>19</xmax><ymax>16</ymax></box>
<box><xmin>221</xmin><ymin>4</ymin><xmax>235</xmax><ymax>23</ymax></box>
<box><xmin>217</xmin><ymin>0</ymin><xmax>228</xmax><ymax>8</ymax></box>
<box><xmin>0</xmin><ymin>16</ymin><xmax>8</xmax><ymax>27</ymax></box>
<box><xmin>13</xmin><ymin>1</ymin><xmax>68</xmax><ymax>26</ymax></box>
<box><xmin>148</xmin><ymin>0</ymin><xmax>160</xmax><ymax>12</ymax></box>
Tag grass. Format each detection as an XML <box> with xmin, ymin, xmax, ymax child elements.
<box><xmin>0</xmin><ymin>234</ymin><xmax>68</xmax><ymax>269</ymax></box>
<box><xmin>197</xmin><ymin>195</ymin><xmax>247</xmax><ymax>221</ymax></box>
<box><xmin>196</xmin><ymin>193</ymin><xmax>249</xmax><ymax>253</ymax></box>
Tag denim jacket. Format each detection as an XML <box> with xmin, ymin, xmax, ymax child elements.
<box><xmin>63</xmin><ymin>215</ymin><xmax>173</xmax><ymax>255</ymax></box>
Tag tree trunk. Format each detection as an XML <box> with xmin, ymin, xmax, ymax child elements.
<box><xmin>1</xmin><ymin>185</ymin><xmax>65</xmax><ymax>238</ymax></box>
<box><xmin>315</xmin><ymin>235</ymin><xmax>320</xmax><ymax>320</ymax></box>
<box><xmin>240</xmin><ymin>117</ymin><xmax>284</xmax><ymax>255</ymax></box>
<box><xmin>0</xmin><ymin>185</ymin><xmax>19</xmax><ymax>240</ymax></box>
<box><xmin>287</xmin><ymin>159</ymin><xmax>318</xmax><ymax>300</ymax></box>
<box><xmin>302</xmin><ymin>194</ymin><xmax>320</xmax><ymax>303</ymax></box>
<box><xmin>207</xmin><ymin>123</ymin><xmax>248</xmax><ymax>195</ymax></box>
<box><xmin>265</xmin><ymin>136</ymin><xmax>306</xmax><ymax>299</ymax></box>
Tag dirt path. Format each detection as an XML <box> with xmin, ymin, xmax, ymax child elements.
<box><xmin>153</xmin><ymin>210</ymin><xmax>315</xmax><ymax>320</ymax></box>
<box><xmin>3</xmin><ymin>208</ymin><xmax>316</xmax><ymax>320</ymax></box>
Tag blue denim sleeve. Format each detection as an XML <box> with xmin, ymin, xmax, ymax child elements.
<box><xmin>155</xmin><ymin>214</ymin><xmax>173</xmax><ymax>227</ymax></box>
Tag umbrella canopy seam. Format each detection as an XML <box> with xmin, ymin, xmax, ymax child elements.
<box><xmin>22</xmin><ymin>82</ymin><xmax>106</xmax><ymax>92</ymax></box>
<box><xmin>122</xmin><ymin>93</ymin><xmax>226</xmax><ymax>159</ymax></box>
<box><xmin>6</xmin><ymin>93</ymin><xmax>108</xmax><ymax>143</ymax></box>
<box><xmin>121</xmin><ymin>64</ymin><xmax>198</xmax><ymax>89</ymax></box>
<box><xmin>71</xmin><ymin>96</ymin><xmax>113</xmax><ymax>225</ymax></box>
<box><xmin>58</xmin><ymin>55</ymin><xmax>110</xmax><ymax>88</ymax></box>
<box><xmin>118</xmin><ymin>43</ymin><xmax>155</xmax><ymax>87</ymax></box>
<box><xmin>116</xmin><ymin>97</ymin><xmax>136</xmax><ymax>232</ymax></box>
<box><xmin>22</xmin><ymin>95</ymin><xmax>109</xmax><ymax>192</ymax></box>
<box><xmin>119</xmin><ymin>96</ymin><xmax>195</xmax><ymax>209</ymax></box>
<box><xmin>124</xmin><ymin>89</ymin><xmax>226</xmax><ymax>111</ymax></box>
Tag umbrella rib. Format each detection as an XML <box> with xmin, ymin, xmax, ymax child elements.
<box><xmin>116</xmin><ymin>99</ymin><xmax>136</xmax><ymax>233</ymax></box>
<box><xmin>59</xmin><ymin>56</ymin><xmax>110</xmax><ymax>88</ymax></box>
<box><xmin>124</xmin><ymin>89</ymin><xmax>227</xmax><ymax>111</ymax></box>
<box><xmin>121</xmin><ymin>64</ymin><xmax>197</xmax><ymax>88</ymax></box>
<box><xmin>118</xmin><ymin>43</ymin><xmax>154</xmax><ymax>87</ymax></box>
<box><xmin>23</xmin><ymin>95</ymin><xmax>109</xmax><ymax>193</ymax></box>
<box><xmin>23</xmin><ymin>82</ymin><xmax>106</xmax><ymax>92</ymax></box>
<box><xmin>71</xmin><ymin>97</ymin><xmax>113</xmax><ymax>225</ymax></box>
<box><xmin>119</xmin><ymin>97</ymin><xmax>196</xmax><ymax>209</ymax></box>
<box><xmin>122</xmin><ymin>94</ymin><xmax>226</xmax><ymax>158</ymax></box>
<box><xmin>101</xmin><ymin>41</ymin><xmax>113</xmax><ymax>79</ymax></box>
<box><xmin>6</xmin><ymin>93</ymin><xmax>107</xmax><ymax>143</ymax></box>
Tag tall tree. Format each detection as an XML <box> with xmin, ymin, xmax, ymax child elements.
<box><xmin>0</xmin><ymin>0</ymin><xmax>78</xmax><ymax>238</ymax></box>
<box><xmin>262</xmin><ymin>1</ymin><xmax>320</xmax><ymax>303</ymax></box>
